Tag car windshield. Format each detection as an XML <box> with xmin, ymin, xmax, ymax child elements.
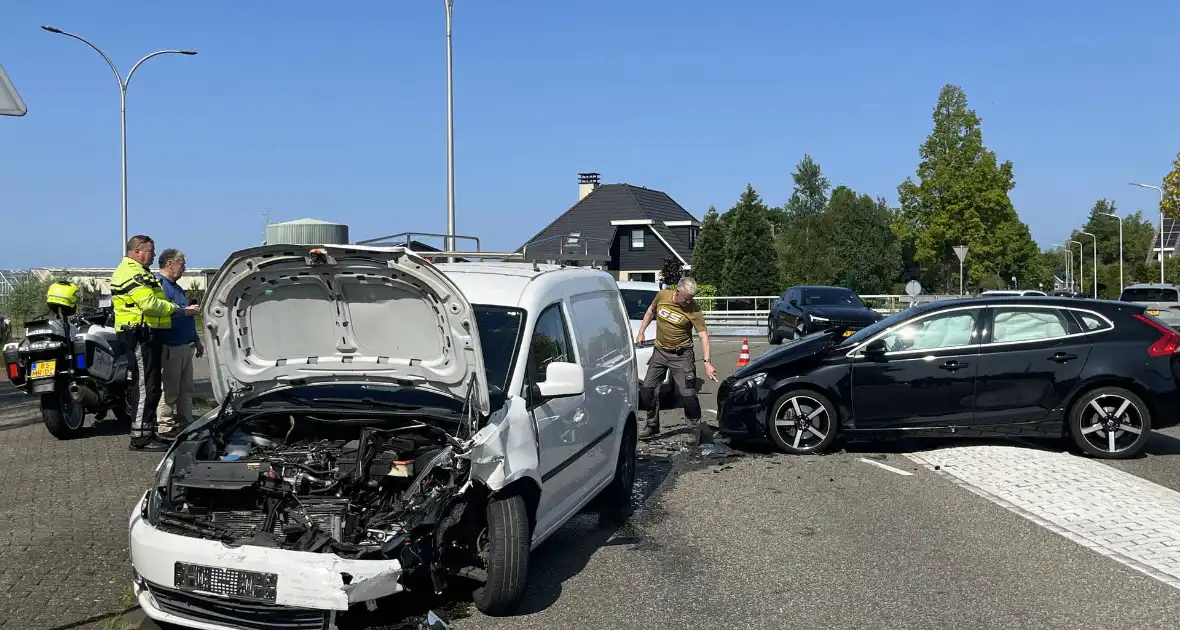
<box><xmin>840</xmin><ymin>304</ymin><xmax>932</xmax><ymax>347</ymax></box>
<box><xmin>619</xmin><ymin>288</ymin><xmax>658</xmax><ymax>321</ymax></box>
<box><xmin>472</xmin><ymin>305</ymin><xmax>526</xmax><ymax>394</ymax></box>
<box><xmin>1121</xmin><ymin>287</ymin><xmax>1180</xmax><ymax>303</ymax></box>
<box><xmin>803</xmin><ymin>287</ymin><xmax>864</xmax><ymax>307</ymax></box>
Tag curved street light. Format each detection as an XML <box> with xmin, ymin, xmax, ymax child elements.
<box><xmin>1080</xmin><ymin>230</ymin><xmax>1098</xmax><ymax>299</ymax></box>
<box><xmin>1100</xmin><ymin>211</ymin><xmax>1124</xmax><ymax>296</ymax></box>
<box><xmin>1070</xmin><ymin>239</ymin><xmax>1084</xmax><ymax>295</ymax></box>
<box><xmin>41</xmin><ymin>25</ymin><xmax>197</xmax><ymax>256</ymax></box>
<box><xmin>1129</xmin><ymin>182</ymin><xmax>1166</xmax><ymax>284</ymax></box>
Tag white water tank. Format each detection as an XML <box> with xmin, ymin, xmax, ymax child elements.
<box><xmin>265</xmin><ymin>218</ymin><xmax>349</xmax><ymax>246</ymax></box>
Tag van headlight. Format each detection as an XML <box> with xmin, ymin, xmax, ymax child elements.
<box><xmin>733</xmin><ymin>372</ymin><xmax>767</xmax><ymax>391</ymax></box>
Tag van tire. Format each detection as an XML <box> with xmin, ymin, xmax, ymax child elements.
<box><xmin>472</xmin><ymin>493</ymin><xmax>531</xmax><ymax>616</ymax></box>
<box><xmin>597</xmin><ymin>419</ymin><xmax>638</xmax><ymax>526</ymax></box>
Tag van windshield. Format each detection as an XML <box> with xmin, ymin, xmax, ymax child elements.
<box><xmin>472</xmin><ymin>305</ymin><xmax>526</xmax><ymax>394</ymax></box>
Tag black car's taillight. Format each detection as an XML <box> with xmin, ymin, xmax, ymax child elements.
<box><xmin>1133</xmin><ymin>312</ymin><xmax>1180</xmax><ymax>357</ymax></box>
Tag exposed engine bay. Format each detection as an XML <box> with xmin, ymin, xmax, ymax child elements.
<box><xmin>150</xmin><ymin>411</ymin><xmax>478</xmax><ymax>577</ymax></box>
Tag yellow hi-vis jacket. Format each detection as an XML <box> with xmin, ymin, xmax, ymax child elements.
<box><xmin>109</xmin><ymin>257</ymin><xmax>178</xmax><ymax>331</ymax></box>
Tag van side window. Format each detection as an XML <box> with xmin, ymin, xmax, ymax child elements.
<box><xmin>569</xmin><ymin>291</ymin><xmax>630</xmax><ymax>371</ymax></box>
<box><xmin>529</xmin><ymin>303</ymin><xmax>574</xmax><ymax>383</ymax></box>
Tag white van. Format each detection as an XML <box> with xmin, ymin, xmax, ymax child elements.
<box><xmin>127</xmin><ymin>245</ymin><xmax>639</xmax><ymax>629</ymax></box>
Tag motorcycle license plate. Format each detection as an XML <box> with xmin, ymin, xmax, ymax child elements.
<box><xmin>29</xmin><ymin>360</ymin><xmax>56</xmax><ymax>379</ymax></box>
<box><xmin>1148</xmin><ymin>309</ymin><xmax>1161</xmax><ymax>316</ymax></box>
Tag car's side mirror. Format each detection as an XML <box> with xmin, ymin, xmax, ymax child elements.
<box><xmin>863</xmin><ymin>338</ymin><xmax>887</xmax><ymax>357</ymax></box>
<box><xmin>789</xmin><ymin>299</ymin><xmax>798</xmax><ymax>307</ymax></box>
<box><xmin>533</xmin><ymin>362</ymin><xmax>585</xmax><ymax>399</ymax></box>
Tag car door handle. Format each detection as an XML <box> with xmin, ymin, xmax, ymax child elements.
<box><xmin>1048</xmin><ymin>352</ymin><xmax>1078</xmax><ymax>363</ymax></box>
<box><xmin>939</xmin><ymin>360</ymin><xmax>968</xmax><ymax>371</ymax></box>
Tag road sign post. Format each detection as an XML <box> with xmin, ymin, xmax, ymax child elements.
<box><xmin>0</xmin><ymin>65</ymin><xmax>27</xmax><ymax>116</ymax></box>
<box><xmin>953</xmin><ymin>245</ymin><xmax>969</xmax><ymax>296</ymax></box>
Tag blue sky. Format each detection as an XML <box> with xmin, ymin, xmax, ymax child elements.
<box><xmin>1</xmin><ymin>0</ymin><xmax>1177</xmax><ymax>268</ymax></box>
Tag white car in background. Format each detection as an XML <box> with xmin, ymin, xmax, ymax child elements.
<box><xmin>616</xmin><ymin>280</ymin><xmax>673</xmax><ymax>392</ymax></box>
<box><xmin>128</xmin><ymin>245</ymin><xmax>639</xmax><ymax>629</ymax></box>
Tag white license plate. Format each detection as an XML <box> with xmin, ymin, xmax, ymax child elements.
<box><xmin>173</xmin><ymin>562</ymin><xmax>278</xmax><ymax>602</ymax></box>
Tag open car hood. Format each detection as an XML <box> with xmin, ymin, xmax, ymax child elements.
<box><xmin>201</xmin><ymin>244</ymin><xmax>490</xmax><ymax>416</ymax></box>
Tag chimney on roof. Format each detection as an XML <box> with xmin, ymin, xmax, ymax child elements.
<box><xmin>578</xmin><ymin>172</ymin><xmax>600</xmax><ymax>201</ymax></box>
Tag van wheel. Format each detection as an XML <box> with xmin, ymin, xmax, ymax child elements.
<box><xmin>597</xmin><ymin>420</ymin><xmax>637</xmax><ymax>526</ymax></box>
<box><xmin>1069</xmin><ymin>387</ymin><xmax>1151</xmax><ymax>459</ymax></box>
<box><xmin>472</xmin><ymin>493</ymin><xmax>531</xmax><ymax>616</ymax></box>
<box><xmin>41</xmin><ymin>391</ymin><xmax>85</xmax><ymax>440</ymax></box>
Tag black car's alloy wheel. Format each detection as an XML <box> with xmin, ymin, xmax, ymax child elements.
<box><xmin>768</xmin><ymin>319</ymin><xmax>783</xmax><ymax>345</ymax></box>
<box><xmin>766</xmin><ymin>390</ymin><xmax>837</xmax><ymax>454</ymax></box>
<box><xmin>1069</xmin><ymin>387</ymin><xmax>1151</xmax><ymax>459</ymax></box>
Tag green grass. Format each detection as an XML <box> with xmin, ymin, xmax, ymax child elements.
<box><xmin>99</xmin><ymin>585</ymin><xmax>137</xmax><ymax>630</ymax></box>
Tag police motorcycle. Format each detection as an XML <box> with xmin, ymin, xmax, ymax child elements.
<box><xmin>2</xmin><ymin>281</ymin><xmax>133</xmax><ymax>439</ymax></box>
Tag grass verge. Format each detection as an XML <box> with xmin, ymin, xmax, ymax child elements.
<box><xmin>100</xmin><ymin>584</ymin><xmax>138</xmax><ymax>630</ymax></box>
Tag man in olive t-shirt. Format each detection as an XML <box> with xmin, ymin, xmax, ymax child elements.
<box><xmin>634</xmin><ymin>277</ymin><xmax>718</xmax><ymax>440</ymax></box>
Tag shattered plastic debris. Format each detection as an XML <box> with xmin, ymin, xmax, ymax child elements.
<box><xmin>416</xmin><ymin>610</ymin><xmax>452</xmax><ymax>629</ymax></box>
<box><xmin>698</xmin><ymin>442</ymin><xmax>733</xmax><ymax>459</ymax></box>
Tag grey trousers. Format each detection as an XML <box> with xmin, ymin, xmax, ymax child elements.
<box><xmin>641</xmin><ymin>345</ymin><xmax>702</xmax><ymax>424</ymax></box>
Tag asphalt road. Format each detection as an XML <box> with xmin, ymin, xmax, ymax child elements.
<box><xmin>5</xmin><ymin>338</ymin><xmax>1180</xmax><ymax>629</ymax></box>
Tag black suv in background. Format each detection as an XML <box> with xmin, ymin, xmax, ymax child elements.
<box><xmin>768</xmin><ymin>285</ymin><xmax>883</xmax><ymax>344</ymax></box>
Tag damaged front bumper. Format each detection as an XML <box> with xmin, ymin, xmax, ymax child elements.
<box><xmin>130</xmin><ymin>492</ymin><xmax>406</xmax><ymax>628</ymax></box>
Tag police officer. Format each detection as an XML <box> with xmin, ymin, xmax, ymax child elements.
<box><xmin>110</xmin><ymin>235</ymin><xmax>199</xmax><ymax>451</ymax></box>
<box><xmin>634</xmin><ymin>277</ymin><xmax>718</xmax><ymax>441</ymax></box>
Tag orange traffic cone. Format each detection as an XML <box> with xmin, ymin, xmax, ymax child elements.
<box><xmin>736</xmin><ymin>338</ymin><xmax>750</xmax><ymax>367</ymax></box>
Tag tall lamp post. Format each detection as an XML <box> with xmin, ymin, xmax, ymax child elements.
<box><xmin>1081</xmin><ymin>230</ymin><xmax>1098</xmax><ymax>299</ymax></box>
<box><xmin>41</xmin><ymin>25</ymin><xmax>197</xmax><ymax>257</ymax></box>
<box><xmin>1130</xmin><ymin>182</ymin><xmax>1166</xmax><ymax>283</ymax></box>
<box><xmin>1070</xmin><ymin>239</ymin><xmax>1084</xmax><ymax>296</ymax></box>
<box><xmin>443</xmin><ymin>0</ymin><xmax>456</xmax><ymax>259</ymax></box>
<box><xmin>1062</xmin><ymin>244</ymin><xmax>1071</xmax><ymax>293</ymax></box>
<box><xmin>1100</xmin><ymin>211</ymin><xmax>1124</xmax><ymax>296</ymax></box>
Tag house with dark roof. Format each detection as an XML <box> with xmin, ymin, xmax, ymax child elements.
<box><xmin>518</xmin><ymin>173</ymin><xmax>700</xmax><ymax>283</ymax></box>
<box><xmin>1149</xmin><ymin>217</ymin><xmax>1178</xmax><ymax>263</ymax></box>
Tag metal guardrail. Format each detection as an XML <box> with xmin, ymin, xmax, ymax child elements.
<box><xmin>700</xmin><ymin>294</ymin><xmax>968</xmax><ymax>332</ymax></box>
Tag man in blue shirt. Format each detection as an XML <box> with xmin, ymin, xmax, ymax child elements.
<box><xmin>154</xmin><ymin>249</ymin><xmax>203</xmax><ymax>439</ymax></box>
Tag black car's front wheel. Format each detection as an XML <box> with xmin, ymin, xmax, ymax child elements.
<box><xmin>766</xmin><ymin>389</ymin><xmax>837</xmax><ymax>454</ymax></box>
<box><xmin>767</xmin><ymin>319</ymin><xmax>783</xmax><ymax>345</ymax></box>
<box><xmin>1068</xmin><ymin>387</ymin><xmax>1151</xmax><ymax>459</ymax></box>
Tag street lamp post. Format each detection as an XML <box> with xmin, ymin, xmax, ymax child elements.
<box><xmin>443</xmin><ymin>0</ymin><xmax>456</xmax><ymax>260</ymax></box>
<box><xmin>1081</xmin><ymin>230</ymin><xmax>1098</xmax><ymax>299</ymax></box>
<box><xmin>1058</xmin><ymin>242</ymin><xmax>1073</xmax><ymax>292</ymax></box>
<box><xmin>1070</xmin><ymin>239</ymin><xmax>1084</xmax><ymax>296</ymax></box>
<box><xmin>41</xmin><ymin>25</ymin><xmax>196</xmax><ymax>257</ymax></box>
<box><xmin>1100</xmin><ymin>211</ymin><xmax>1124</xmax><ymax>296</ymax></box>
<box><xmin>1130</xmin><ymin>182</ymin><xmax>1167</xmax><ymax>284</ymax></box>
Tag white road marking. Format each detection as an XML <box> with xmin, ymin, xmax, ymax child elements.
<box><xmin>907</xmin><ymin>445</ymin><xmax>1180</xmax><ymax>590</ymax></box>
<box><xmin>706</xmin><ymin>409</ymin><xmax>717</xmax><ymax>414</ymax></box>
<box><xmin>858</xmin><ymin>458</ymin><xmax>914</xmax><ymax>476</ymax></box>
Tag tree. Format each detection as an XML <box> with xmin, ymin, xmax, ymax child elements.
<box><xmin>659</xmin><ymin>257</ymin><xmax>683</xmax><ymax>289</ymax></box>
<box><xmin>776</xmin><ymin>156</ymin><xmax>835</xmax><ymax>287</ymax></box>
<box><xmin>824</xmin><ymin>188</ymin><xmax>903</xmax><ymax>294</ymax></box>
<box><xmin>783</xmin><ymin>154</ymin><xmax>830</xmax><ymax>222</ymax></box>
<box><xmin>1162</xmin><ymin>151</ymin><xmax>1180</xmax><ymax>220</ymax></box>
<box><xmin>895</xmin><ymin>84</ymin><xmax>1038</xmax><ymax>292</ymax></box>
<box><xmin>689</xmin><ymin>206</ymin><xmax>726</xmax><ymax>286</ymax></box>
<box><xmin>721</xmin><ymin>184</ymin><xmax>779</xmax><ymax>297</ymax></box>
<box><xmin>1069</xmin><ymin>200</ymin><xmax>1157</xmax><ymax>297</ymax></box>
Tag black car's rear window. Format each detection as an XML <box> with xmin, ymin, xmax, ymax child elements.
<box><xmin>1120</xmin><ymin>288</ymin><xmax>1180</xmax><ymax>302</ymax></box>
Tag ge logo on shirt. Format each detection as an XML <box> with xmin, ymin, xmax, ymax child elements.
<box><xmin>657</xmin><ymin>307</ymin><xmax>686</xmax><ymax>325</ymax></box>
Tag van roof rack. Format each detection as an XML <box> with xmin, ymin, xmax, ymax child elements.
<box><xmin>355</xmin><ymin>231</ymin><xmax>612</xmax><ymax>267</ymax></box>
